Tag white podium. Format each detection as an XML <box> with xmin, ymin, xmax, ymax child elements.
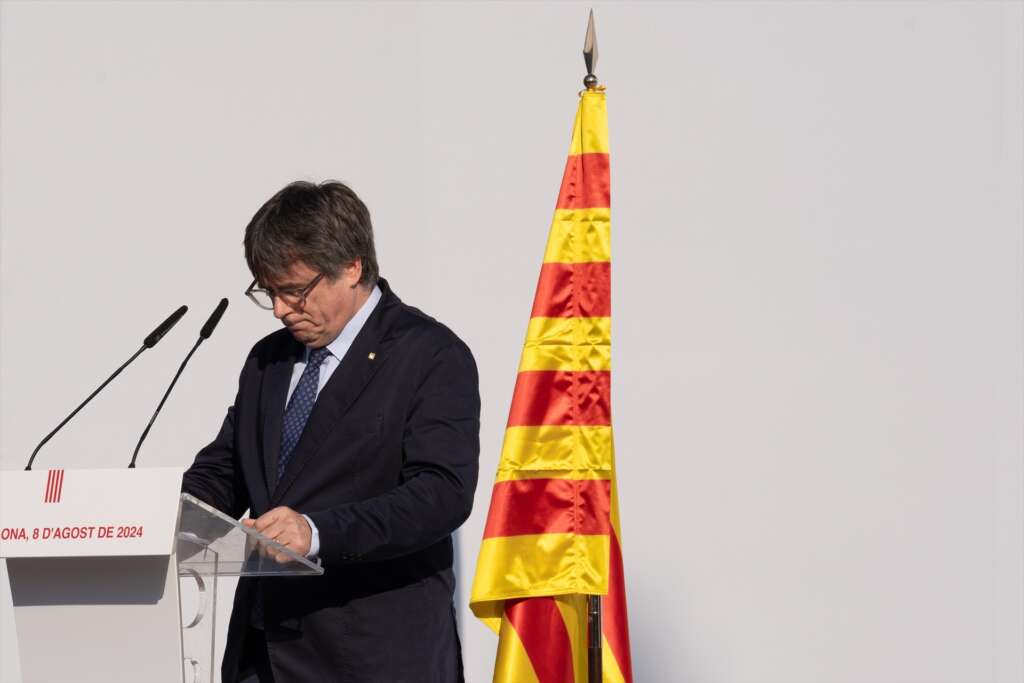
<box><xmin>0</xmin><ymin>468</ymin><xmax>323</xmax><ymax>683</ymax></box>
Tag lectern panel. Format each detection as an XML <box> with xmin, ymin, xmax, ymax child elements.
<box><xmin>177</xmin><ymin>494</ymin><xmax>322</xmax><ymax>577</ymax></box>
<box><xmin>0</xmin><ymin>468</ymin><xmax>182</xmax><ymax>558</ymax></box>
<box><xmin>8</xmin><ymin>555</ymin><xmax>182</xmax><ymax>682</ymax></box>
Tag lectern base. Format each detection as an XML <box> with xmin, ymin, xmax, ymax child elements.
<box><xmin>8</xmin><ymin>556</ymin><xmax>182</xmax><ymax>683</ymax></box>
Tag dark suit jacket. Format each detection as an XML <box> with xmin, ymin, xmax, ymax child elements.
<box><xmin>182</xmin><ymin>278</ymin><xmax>480</xmax><ymax>682</ymax></box>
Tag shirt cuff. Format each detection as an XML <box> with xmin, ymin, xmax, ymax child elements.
<box><xmin>302</xmin><ymin>513</ymin><xmax>320</xmax><ymax>559</ymax></box>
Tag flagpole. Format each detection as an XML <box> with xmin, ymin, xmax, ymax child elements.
<box><xmin>583</xmin><ymin>10</ymin><xmax>604</xmax><ymax>683</ymax></box>
<box><xmin>588</xmin><ymin>594</ymin><xmax>603</xmax><ymax>682</ymax></box>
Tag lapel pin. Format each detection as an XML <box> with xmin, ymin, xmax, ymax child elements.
<box><xmin>368</xmin><ymin>352</ymin><xmax>376</xmax><ymax>360</ymax></box>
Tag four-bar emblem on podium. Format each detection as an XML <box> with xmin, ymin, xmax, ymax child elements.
<box><xmin>43</xmin><ymin>469</ymin><xmax>64</xmax><ymax>503</ymax></box>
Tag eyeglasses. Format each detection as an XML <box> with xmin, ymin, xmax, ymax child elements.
<box><xmin>245</xmin><ymin>273</ymin><xmax>324</xmax><ymax>311</ymax></box>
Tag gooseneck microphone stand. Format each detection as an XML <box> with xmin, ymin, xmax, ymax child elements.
<box><xmin>128</xmin><ymin>298</ymin><xmax>228</xmax><ymax>468</ymax></box>
<box><xmin>24</xmin><ymin>305</ymin><xmax>188</xmax><ymax>471</ymax></box>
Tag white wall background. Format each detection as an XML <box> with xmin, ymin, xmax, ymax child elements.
<box><xmin>2</xmin><ymin>2</ymin><xmax>1022</xmax><ymax>682</ymax></box>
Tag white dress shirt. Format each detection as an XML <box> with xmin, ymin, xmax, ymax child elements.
<box><xmin>287</xmin><ymin>284</ymin><xmax>382</xmax><ymax>558</ymax></box>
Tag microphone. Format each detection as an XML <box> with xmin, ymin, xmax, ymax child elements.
<box><xmin>199</xmin><ymin>297</ymin><xmax>229</xmax><ymax>339</ymax></box>
<box><xmin>145</xmin><ymin>305</ymin><xmax>188</xmax><ymax>347</ymax></box>
<box><xmin>128</xmin><ymin>298</ymin><xmax>229</xmax><ymax>468</ymax></box>
<box><xmin>25</xmin><ymin>305</ymin><xmax>189</xmax><ymax>470</ymax></box>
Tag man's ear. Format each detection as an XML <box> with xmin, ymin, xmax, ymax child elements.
<box><xmin>344</xmin><ymin>259</ymin><xmax>363</xmax><ymax>288</ymax></box>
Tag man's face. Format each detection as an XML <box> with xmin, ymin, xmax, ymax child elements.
<box><xmin>265</xmin><ymin>260</ymin><xmax>363</xmax><ymax>348</ymax></box>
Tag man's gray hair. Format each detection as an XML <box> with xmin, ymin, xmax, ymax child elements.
<box><xmin>244</xmin><ymin>180</ymin><xmax>379</xmax><ymax>286</ymax></box>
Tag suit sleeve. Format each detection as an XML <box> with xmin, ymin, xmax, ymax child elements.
<box><xmin>181</xmin><ymin>366</ymin><xmax>252</xmax><ymax>520</ymax></box>
<box><xmin>307</xmin><ymin>338</ymin><xmax>480</xmax><ymax>565</ymax></box>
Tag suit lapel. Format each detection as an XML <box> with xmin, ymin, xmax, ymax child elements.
<box><xmin>271</xmin><ymin>282</ymin><xmax>401</xmax><ymax>505</ymax></box>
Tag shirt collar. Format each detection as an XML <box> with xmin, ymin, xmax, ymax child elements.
<box><xmin>304</xmin><ymin>283</ymin><xmax>382</xmax><ymax>361</ymax></box>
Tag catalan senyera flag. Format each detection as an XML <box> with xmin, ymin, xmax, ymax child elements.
<box><xmin>470</xmin><ymin>88</ymin><xmax>633</xmax><ymax>683</ymax></box>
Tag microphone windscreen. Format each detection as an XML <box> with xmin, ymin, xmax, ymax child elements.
<box><xmin>144</xmin><ymin>305</ymin><xmax>188</xmax><ymax>348</ymax></box>
<box><xmin>199</xmin><ymin>298</ymin><xmax>229</xmax><ymax>339</ymax></box>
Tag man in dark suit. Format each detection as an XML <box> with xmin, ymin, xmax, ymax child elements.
<box><xmin>182</xmin><ymin>180</ymin><xmax>480</xmax><ymax>682</ymax></box>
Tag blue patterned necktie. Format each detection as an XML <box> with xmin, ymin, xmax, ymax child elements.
<box><xmin>279</xmin><ymin>346</ymin><xmax>332</xmax><ymax>481</ymax></box>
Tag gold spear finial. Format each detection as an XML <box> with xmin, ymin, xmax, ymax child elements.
<box><xmin>583</xmin><ymin>9</ymin><xmax>599</xmax><ymax>90</ymax></box>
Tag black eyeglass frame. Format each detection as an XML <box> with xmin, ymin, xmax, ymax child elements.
<box><xmin>245</xmin><ymin>273</ymin><xmax>325</xmax><ymax>311</ymax></box>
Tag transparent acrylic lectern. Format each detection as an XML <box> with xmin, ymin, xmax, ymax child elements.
<box><xmin>176</xmin><ymin>493</ymin><xmax>323</xmax><ymax>683</ymax></box>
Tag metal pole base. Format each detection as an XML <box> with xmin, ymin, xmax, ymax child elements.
<box><xmin>587</xmin><ymin>594</ymin><xmax>602</xmax><ymax>683</ymax></box>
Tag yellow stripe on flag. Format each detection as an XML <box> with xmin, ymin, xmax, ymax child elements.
<box><xmin>543</xmin><ymin>208</ymin><xmax>612</xmax><ymax>264</ymax></box>
<box><xmin>472</xmin><ymin>534</ymin><xmax>610</xmax><ymax>614</ymax></box>
<box><xmin>493</xmin><ymin>615</ymin><xmax>542</xmax><ymax>683</ymax></box>
<box><xmin>497</xmin><ymin>425</ymin><xmax>613</xmax><ymax>476</ymax></box>
<box><xmin>602</xmin><ymin>635</ymin><xmax>628</xmax><ymax>683</ymax></box>
<box><xmin>495</xmin><ymin>469</ymin><xmax>611</xmax><ymax>483</ymax></box>
<box><xmin>569</xmin><ymin>91</ymin><xmax>610</xmax><ymax>155</ymax></box>
<box><xmin>519</xmin><ymin>316</ymin><xmax>611</xmax><ymax>372</ymax></box>
<box><xmin>555</xmin><ymin>594</ymin><xmax>590</xmax><ymax>683</ymax></box>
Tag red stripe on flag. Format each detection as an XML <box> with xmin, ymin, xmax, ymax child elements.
<box><xmin>556</xmin><ymin>153</ymin><xmax>610</xmax><ymax>210</ymax></box>
<box><xmin>483</xmin><ymin>478</ymin><xmax>611</xmax><ymax>538</ymax></box>
<box><xmin>603</xmin><ymin>531</ymin><xmax>634</xmax><ymax>683</ymax></box>
<box><xmin>530</xmin><ymin>262</ymin><xmax>610</xmax><ymax>318</ymax></box>
<box><xmin>55</xmin><ymin>469</ymin><xmax>64</xmax><ymax>503</ymax></box>
<box><xmin>507</xmin><ymin>371</ymin><xmax>610</xmax><ymax>427</ymax></box>
<box><xmin>44</xmin><ymin>471</ymin><xmax>52</xmax><ymax>503</ymax></box>
<box><xmin>505</xmin><ymin>597</ymin><xmax>575</xmax><ymax>683</ymax></box>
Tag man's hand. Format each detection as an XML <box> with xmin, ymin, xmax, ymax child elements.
<box><xmin>243</xmin><ymin>506</ymin><xmax>312</xmax><ymax>562</ymax></box>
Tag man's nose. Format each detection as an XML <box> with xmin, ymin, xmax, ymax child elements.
<box><xmin>272</xmin><ymin>296</ymin><xmax>294</xmax><ymax>320</ymax></box>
